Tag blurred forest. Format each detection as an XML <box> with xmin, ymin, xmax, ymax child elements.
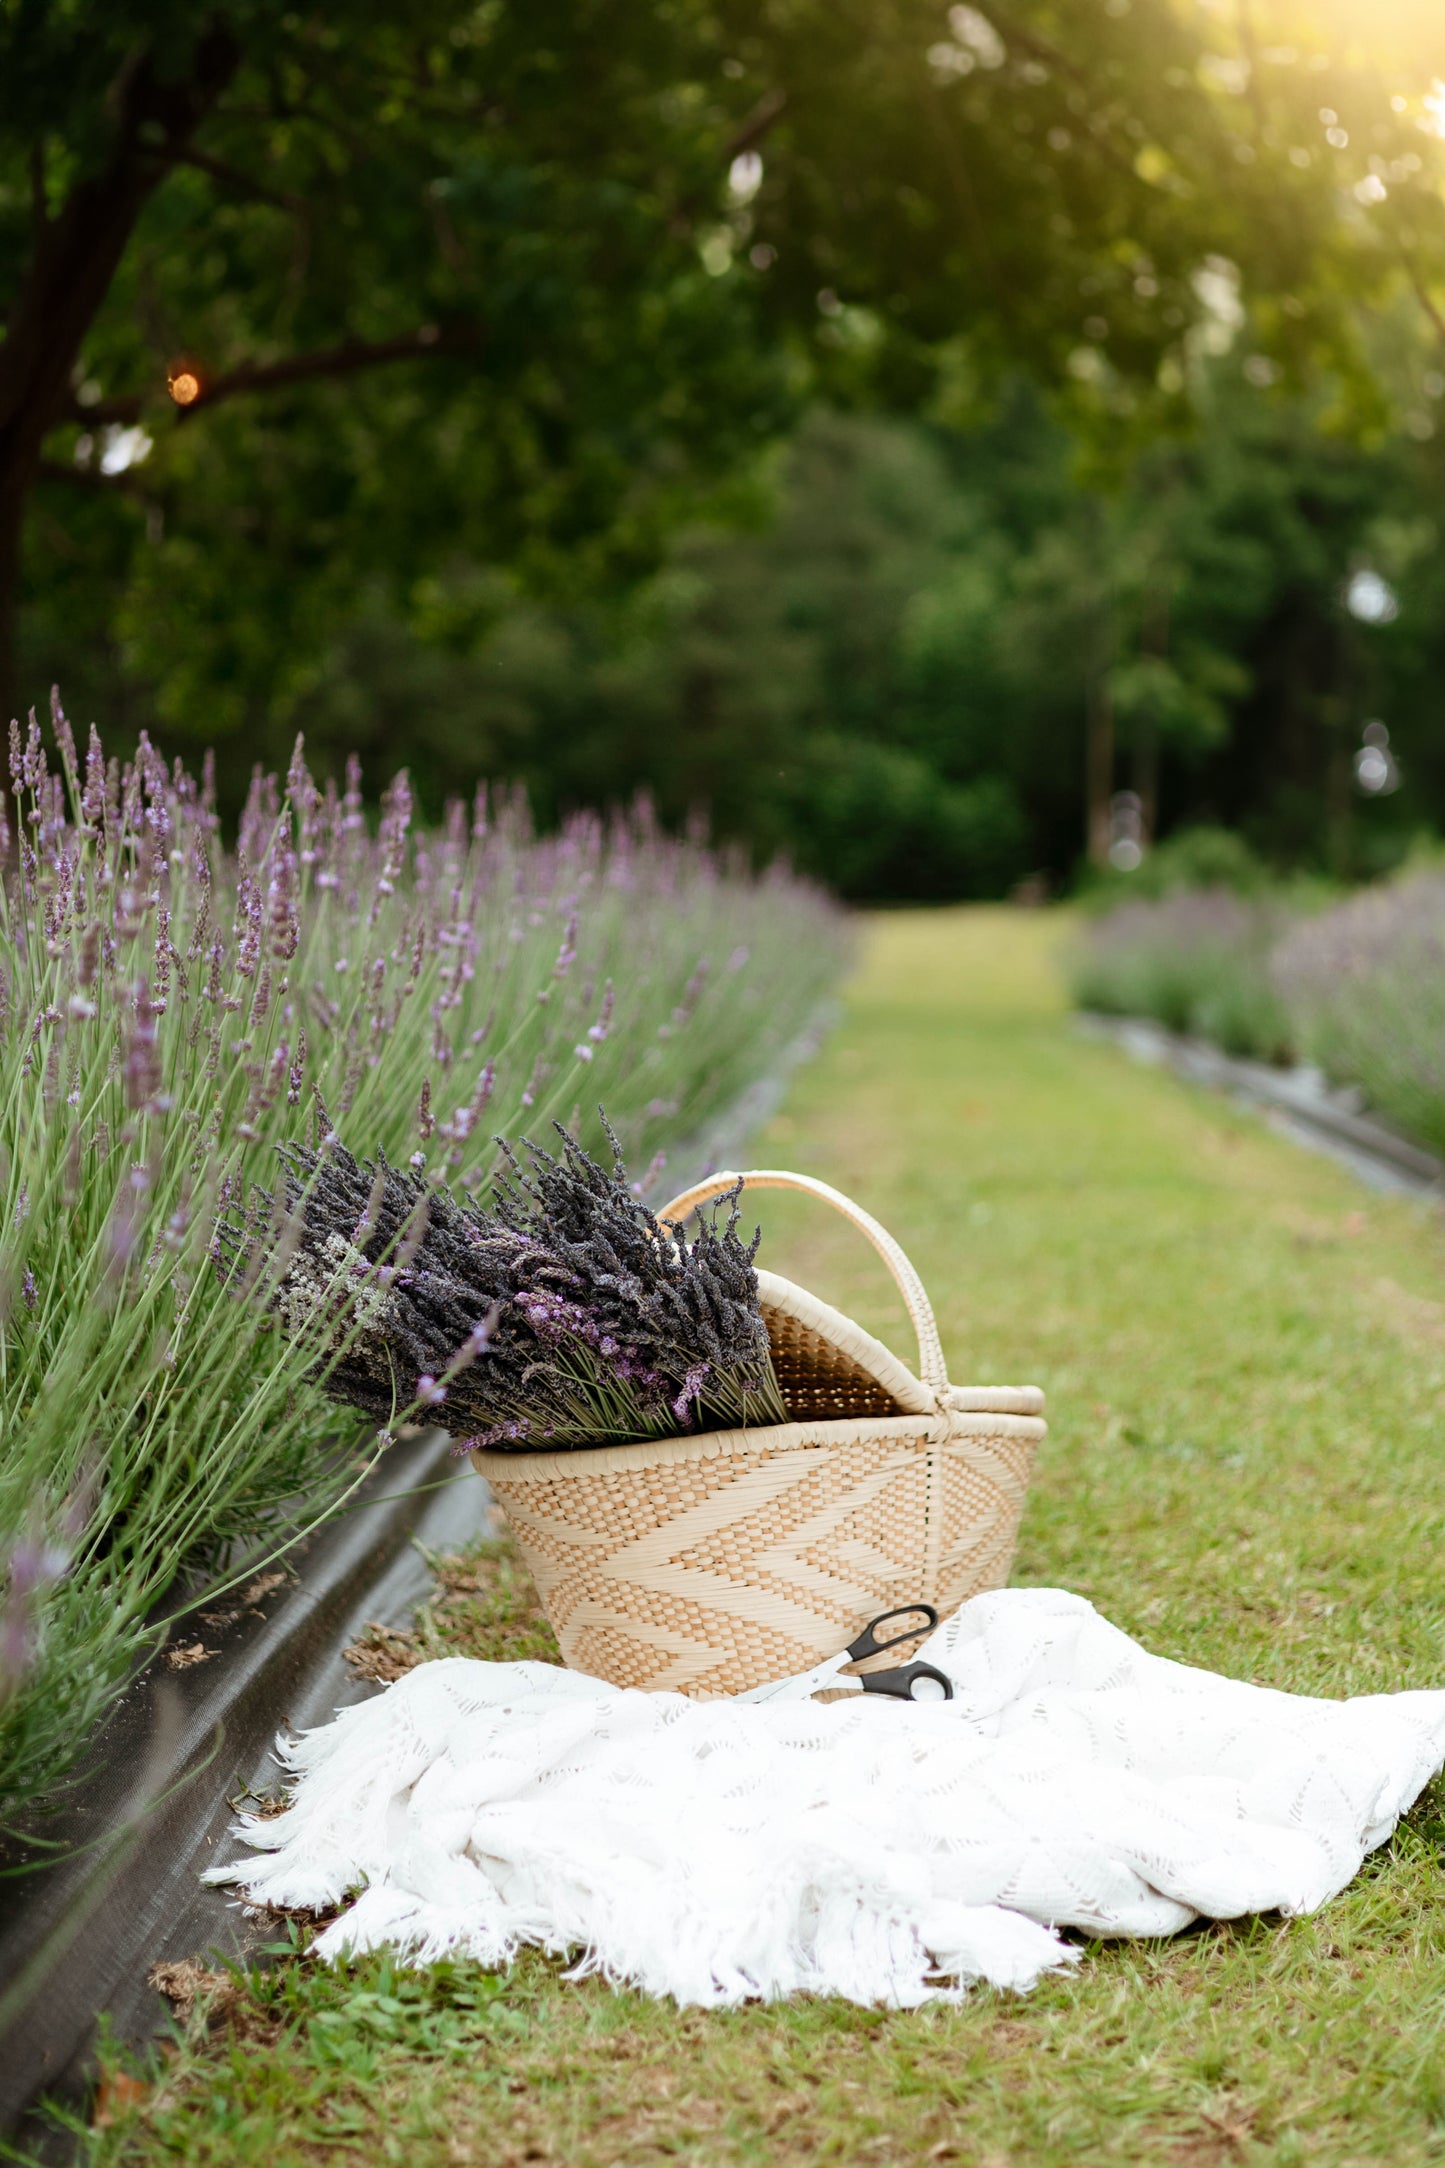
<box><xmin>6</xmin><ymin>1</ymin><xmax>1445</xmax><ymax>895</ymax></box>
<box><xmin>189</xmin><ymin>381</ymin><xmax>1440</xmax><ymax>901</ymax></box>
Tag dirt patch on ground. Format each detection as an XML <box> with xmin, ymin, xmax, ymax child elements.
<box><xmin>1167</xmin><ymin>2096</ymin><xmax>1260</xmax><ymax>2163</ymax></box>
<box><xmin>341</xmin><ymin>1620</ymin><xmax>421</xmax><ymax>1682</ymax></box>
<box><xmin>147</xmin><ymin>1959</ymin><xmax>239</xmax><ymax>2026</ymax></box>
<box><xmin>1365</xmin><ymin>1275</ymin><xmax>1445</xmax><ymax>1351</ymax></box>
<box><xmin>343</xmin><ymin>1530</ymin><xmax>561</xmax><ymax>1680</ymax></box>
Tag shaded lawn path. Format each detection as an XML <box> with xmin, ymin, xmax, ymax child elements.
<box><xmin>92</xmin><ymin>908</ymin><xmax>1445</xmax><ymax>2168</ymax></box>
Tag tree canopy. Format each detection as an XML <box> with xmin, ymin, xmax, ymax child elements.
<box><xmin>281</xmin><ymin>378</ymin><xmax>1432</xmax><ymax>899</ymax></box>
<box><xmin>4</xmin><ymin>0</ymin><xmax>1445</xmax><ymax>874</ymax></box>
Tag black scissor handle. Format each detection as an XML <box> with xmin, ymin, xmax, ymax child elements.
<box><xmin>859</xmin><ymin>1661</ymin><xmax>954</xmax><ymax>1704</ymax></box>
<box><xmin>846</xmin><ymin>1604</ymin><xmax>939</xmax><ymax>1665</ymax></box>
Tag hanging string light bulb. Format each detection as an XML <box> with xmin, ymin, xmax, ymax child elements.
<box><xmin>1355</xmin><ymin>720</ymin><xmax>1401</xmax><ymax>797</ymax></box>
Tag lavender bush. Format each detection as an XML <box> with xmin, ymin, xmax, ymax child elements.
<box><xmin>1272</xmin><ymin>872</ymin><xmax>1445</xmax><ymax>1155</ymax></box>
<box><xmin>0</xmin><ymin>699</ymin><xmax>845</xmax><ymax>1822</ymax></box>
<box><xmin>1066</xmin><ymin>888</ymin><xmax>1300</xmax><ymax>1063</ymax></box>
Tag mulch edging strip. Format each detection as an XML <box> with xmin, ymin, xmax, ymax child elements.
<box><xmin>1078</xmin><ymin>1012</ymin><xmax>1445</xmax><ymax>1196</ymax></box>
<box><xmin>0</xmin><ymin>1429</ymin><xmax>495</xmax><ymax>2145</ymax></box>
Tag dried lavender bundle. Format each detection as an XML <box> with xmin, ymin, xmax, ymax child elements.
<box><xmin>238</xmin><ymin>1113</ymin><xmax>789</xmax><ymax>1451</ymax></box>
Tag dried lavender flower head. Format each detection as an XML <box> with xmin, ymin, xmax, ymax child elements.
<box><xmin>240</xmin><ymin>1109</ymin><xmax>788</xmax><ymax>1450</ymax></box>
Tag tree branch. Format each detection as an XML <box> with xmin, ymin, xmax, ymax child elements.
<box><xmin>667</xmin><ymin>88</ymin><xmax>788</xmax><ymax>235</ymax></box>
<box><xmin>984</xmin><ymin>10</ymin><xmax>1167</xmax><ymax>189</ymax></box>
<box><xmin>144</xmin><ymin>143</ymin><xmax>304</xmax><ymax>216</ymax></box>
<box><xmin>724</xmin><ymin>88</ymin><xmax>788</xmax><ymax>165</ymax></box>
<box><xmin>37</xmin><ymin>457</ymin><xmax>151</xmax><ymax>500</ymax></box>
<box><xmin>0</xmin><ymin>27</ymin><xmax>243</xmax><ymax>715</ymax></box>
<box><xmin>0</xmin><ymin>29</ymin><xmax>241</xmax><ymax>439</ymax></box>
<box><xmin>29</xmin><ymin>142</ymin><xmax>48</xmax><ymax>233</ymax></box>
<box><xmin>74</xmin><ymin>323</ymin><xmax>485</xmax><ymax>427</ymax></box>
<box><xmin>1396</xmin><ymin>238</ymin><xmax>1445</xmax><ymax>348</ymax></box>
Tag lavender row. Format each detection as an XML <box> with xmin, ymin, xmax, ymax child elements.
<box><xmin>1066</xmin><ymin>887</ymin><xmax>1299</xmax><ymax>1065</ymax></box>
<box><xmin>1273</xmin><ymin>875</ymin><xmax>1445</xmax><ymax>1159</ymax></box>
<box><xmin>1068</xmin><ymin>866</ymin><xmax>1445</xmax><ymax>1160</ymax></box>
<box><xmin>0</xmin><ymin>698</ymin><xmax>847</xmax><ymax>1821</ymax></box>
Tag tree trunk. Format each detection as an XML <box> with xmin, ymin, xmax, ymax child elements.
<box><xmin>0</xmin><ymin>31</ymin><xmax>240</xmax><ymax>723</ymax></box>
<box><xmin>0</xmin><ymin>467</ymin><xmax>24</xmax><ymax>738</ymax></box>
<box><xmin>1132</xmin><ymin>713</ymin><xmax>1158</xmax><ymax>849</ymax></box>
<box><xmin>1083</xmin><ymin>510</ymin><xmax>1117</xmax><ymax>870</ymax></box>
<box><xmin>1085</xmin><ymin>673</ymin><xmax>1115</xmax><ymax>869</ymax></box>
<box><xmin>1324</xmin><ymin>694</ymin><xmax>1354</xmax><ymax>880</ymax></box>
<box><xmin>1134</xmin><ymin>582</ymin><xmax>1169</xmax><ymax>849</ymax></box>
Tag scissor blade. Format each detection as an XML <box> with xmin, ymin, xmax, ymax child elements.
<box><xmin>735</xmin><ymin>1655</ymin><xmax>844</xmax><ymax>1704</ymax></box>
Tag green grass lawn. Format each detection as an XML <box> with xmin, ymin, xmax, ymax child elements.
<box><xmin>80</xmin><ymin>908</ymin><xmax>1445</xmax><ymax>2168</ymax></box>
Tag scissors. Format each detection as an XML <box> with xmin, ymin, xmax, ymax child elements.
<box><xmin>737</xmin><ymin>1604</ymin><xmax>954</xmax><ymax>1706</ymax></box>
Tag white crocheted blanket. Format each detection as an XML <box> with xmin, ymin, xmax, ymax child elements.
<box><xmin>209</xmin><ymin>1588</ymin><xmax>1445</xmax><ymax>2007</ymax></box>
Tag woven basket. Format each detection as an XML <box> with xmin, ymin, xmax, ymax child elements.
<box><xmin>471</xmin><ymin>1170</ymin><xmax>1044</xmax><ymax>1698</ymax></box>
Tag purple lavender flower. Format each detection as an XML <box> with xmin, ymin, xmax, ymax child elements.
<box><xmin>552</xmin><ymin>911</ymin><xmax>579</xmax><ymax>981</ymax></box>
<box><xmin>461</xmin><ymin>1303</ymin><xmax>502</xmax><ymax>1361</ymax></box>
<box><xmin>586</xmin><ymin>980</ymin><xmax>615</xmax><ymax>1044</ymax></box>
<box><xmin>452</xmin><ymin>1418</ymin><xmax>531</xmax><ymax>1455</ymax></box>
<box><xmin>514</xmin><ymin>1287</ymin><xmax>601</xmax><ymax>1347</ymax></box>
<box><xmin>1</xmin><ymin>1536</ymin><xmax>71</xmax><ymax>1708</ymax></box>
<box><xmin>672</xmin><ymin>1362</ymin><xmax>710</xmax><ymax>1423</ymax></box>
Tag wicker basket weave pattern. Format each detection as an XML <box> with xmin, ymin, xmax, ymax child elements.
<box><xmin>764</xmin><ymin>1306</ymin><xmax>913</xmax><ymax>1422</ymax></box>
<box><xmin>473</xmin><ymin>1171</ymin><xmax>1045</xmax><ymax>1698</ymax></box>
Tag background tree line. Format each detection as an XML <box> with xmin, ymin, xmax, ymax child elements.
<box><xmin>5</xmin><ymin>0</ymin><xmax>1445</xmax><ymax>895</ymax></box>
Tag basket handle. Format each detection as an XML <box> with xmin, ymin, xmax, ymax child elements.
<box><xmin>658</xmin><ymin>1169</ymin><xmax>948</xmax><ymax>1397</ymax></box>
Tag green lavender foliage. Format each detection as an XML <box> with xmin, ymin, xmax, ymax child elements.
<box><xmin>1065</xmin><ymin>889</ymin><xmax>1303</xmax><ymax>1063</ymax></box>
<box><xmin>0</xmin><ymin>702</ymin><xmax>846</xmax><ymax>1824</ymax></box>
<box><xmin>1272</xmin><ymin>872</ymin><xmax>1445</xmax><ymax>1156</ymax></box>
<box><xmin>1066</xmin><ymin>865</ymin><xmax>1445</xmax><ymax>1155</ymax></box>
